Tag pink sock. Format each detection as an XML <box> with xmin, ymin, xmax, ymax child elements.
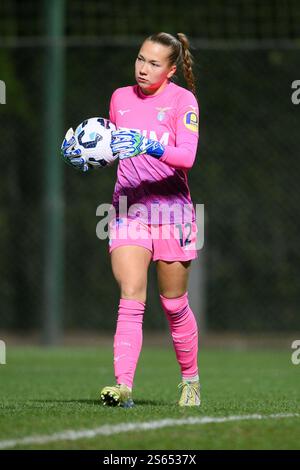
<box><xmin>160</xmin><ymin>292</ymin><xmax>199</xmax><ymax>379</ymax></box>
<box><xmin>113</xmin><ymin>298</ymin><xmax>145</xmax><ymax>389</ymax></box>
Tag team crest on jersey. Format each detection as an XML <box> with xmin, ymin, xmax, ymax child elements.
<box><xmin>156</xmin><ymin>107</ymin><xmax>172</xmax><ymax>121</ymax></box>
<box><xmin>183</xmin><ymin>110</ymin><xmax>199</xmax><ymax>131</ymax></box>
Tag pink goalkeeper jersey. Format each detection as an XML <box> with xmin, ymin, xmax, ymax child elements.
<box><xmin>109</xmin><ymin>81</ymin><xmax>199</xmax><ymax>225</ymax></box>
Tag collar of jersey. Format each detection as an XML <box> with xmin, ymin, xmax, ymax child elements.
<box><xmin>136</xmin><ymin>80</ymin><xmax>173</xmax><ymax>100</ymax></box>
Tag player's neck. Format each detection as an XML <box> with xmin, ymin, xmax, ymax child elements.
<box><xmin>139</xmin><ymin>80</ymin><xmax>170</xmax><ymax>96</ymax></box>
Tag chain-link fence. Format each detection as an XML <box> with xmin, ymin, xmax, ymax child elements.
<box><xmin>1</xmin><ymin>0</ymin><xmax>300</xmax><ymax>40</ymax></box>
<box><xmin>0</xmin><ymin>1</ymin><xmax>300</xmax><ymax>334</ymax></box>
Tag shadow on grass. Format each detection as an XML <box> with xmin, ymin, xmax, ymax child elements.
<box><xmin>25</xmin><ymin>399</ymin><xmax>169</xmax><ymax>407</ymax></box>
<box><xmin>27</xmin><ymin>399</ymin><xmax>102</xmax><ymax>405</ymax></box>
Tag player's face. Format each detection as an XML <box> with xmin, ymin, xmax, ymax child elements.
<box><xmin>135</xmin><ymin>40</ymin><xmax>176</xmax><ymax>95</ymax></box>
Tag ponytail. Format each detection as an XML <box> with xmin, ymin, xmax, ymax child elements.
<box><xmin>176</xmin><ymin>33</ymin><xmax>197</xmax><ymax>97</ymax></box>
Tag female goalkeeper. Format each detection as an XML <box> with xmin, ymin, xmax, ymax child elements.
<box><xmin>62</xmin><ymin>32</ymin><xmax>201</xmax><ymax>408</ymax></box>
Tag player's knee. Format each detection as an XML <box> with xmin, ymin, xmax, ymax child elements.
<box><xmin>160</xmin><ymin>291</ymin><xmax>189</xmax><ymax>317</ymax></box>
<box><xmin>159</xmin><ymin>289</ymin><xmax>187</xmax><ymax>300</ymax></box>
<box><xmin>121</xmin><ymin>284</ymin><xmax>147</xmax><ymax>303</ymax></box>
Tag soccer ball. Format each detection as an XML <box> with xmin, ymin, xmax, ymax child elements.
<box><xmin>74</xmin><ymin>117</ymin><xmax>116</xmax><ymax>168</ymax></box>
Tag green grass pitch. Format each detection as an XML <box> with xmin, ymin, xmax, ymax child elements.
<box><xmin>0</xmin><ymin>346</ymin><xmax>299</xmax><ymax>449</ymax></box>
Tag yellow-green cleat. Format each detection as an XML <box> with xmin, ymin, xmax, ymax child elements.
<box><xmin>178</xmin><ymin>381</ymin><xmax>201</xmax><ymax>406</ymax></box>
<box><xmin>100</xmin><ymin>384</ymin><xmax>134</xmax><ymax>408</ymax></box>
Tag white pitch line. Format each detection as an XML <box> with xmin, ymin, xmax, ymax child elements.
<box><xmin>0</xmin><ymin>413</ymin><xmax>299</xmax><ymax>449</ymax></box>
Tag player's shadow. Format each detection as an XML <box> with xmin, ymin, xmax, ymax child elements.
<box><xmin>29</xmin><ymin>399</ymin><xmax>166</xmax><ymax>406</ymax></box>
<box><xmin>29</xmin><ymin>399</ymin><xmax>102</xmax><ymax>405</ymax></box>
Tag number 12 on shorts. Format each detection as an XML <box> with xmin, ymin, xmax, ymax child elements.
<box><xmin>175</xmin><ymin>223</ymin><xmax>192</xmax><ymax>247</ymax></box>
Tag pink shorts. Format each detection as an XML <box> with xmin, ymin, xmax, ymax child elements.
<box><xmin>108</xmin><ymin>217</ymin><xmax>198</xmax><ymax>261</ymax></box>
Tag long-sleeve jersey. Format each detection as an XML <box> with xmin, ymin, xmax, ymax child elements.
<box><xmin>109</xmin><ymin>81</ymin><xmax>199</xmax><ymax>225</ymax></box>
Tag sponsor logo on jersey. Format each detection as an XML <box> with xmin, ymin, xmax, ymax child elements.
<box><xmin>118</xmin><ymin>127</ymin><xmax>170</xmax><ymax>145</ymax></box>
<box><xmin>183</xmin><ymin>110</ymin><xmax>198</xmax><ymax>131</ymax></box>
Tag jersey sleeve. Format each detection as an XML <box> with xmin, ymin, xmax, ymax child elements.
<box><xmin>159</xmin><ymin>91</ymin><xmax>199</xmax><ymax>170</ymax></box>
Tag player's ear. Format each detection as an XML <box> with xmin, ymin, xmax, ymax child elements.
<box><xmin>167</xmin><ymin>64</ymin><xmax>176</xmax><ymax>79</ymax></box>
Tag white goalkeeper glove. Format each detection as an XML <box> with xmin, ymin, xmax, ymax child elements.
<box><xmin>61</xmin><ymin>128</ymin><xmax>89</xmax><ymax>172</ymax></box>
<box><xmin>110</xmin><ymin>129</ymin><xmax>165</xmax><ymax>160</ymax></box>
